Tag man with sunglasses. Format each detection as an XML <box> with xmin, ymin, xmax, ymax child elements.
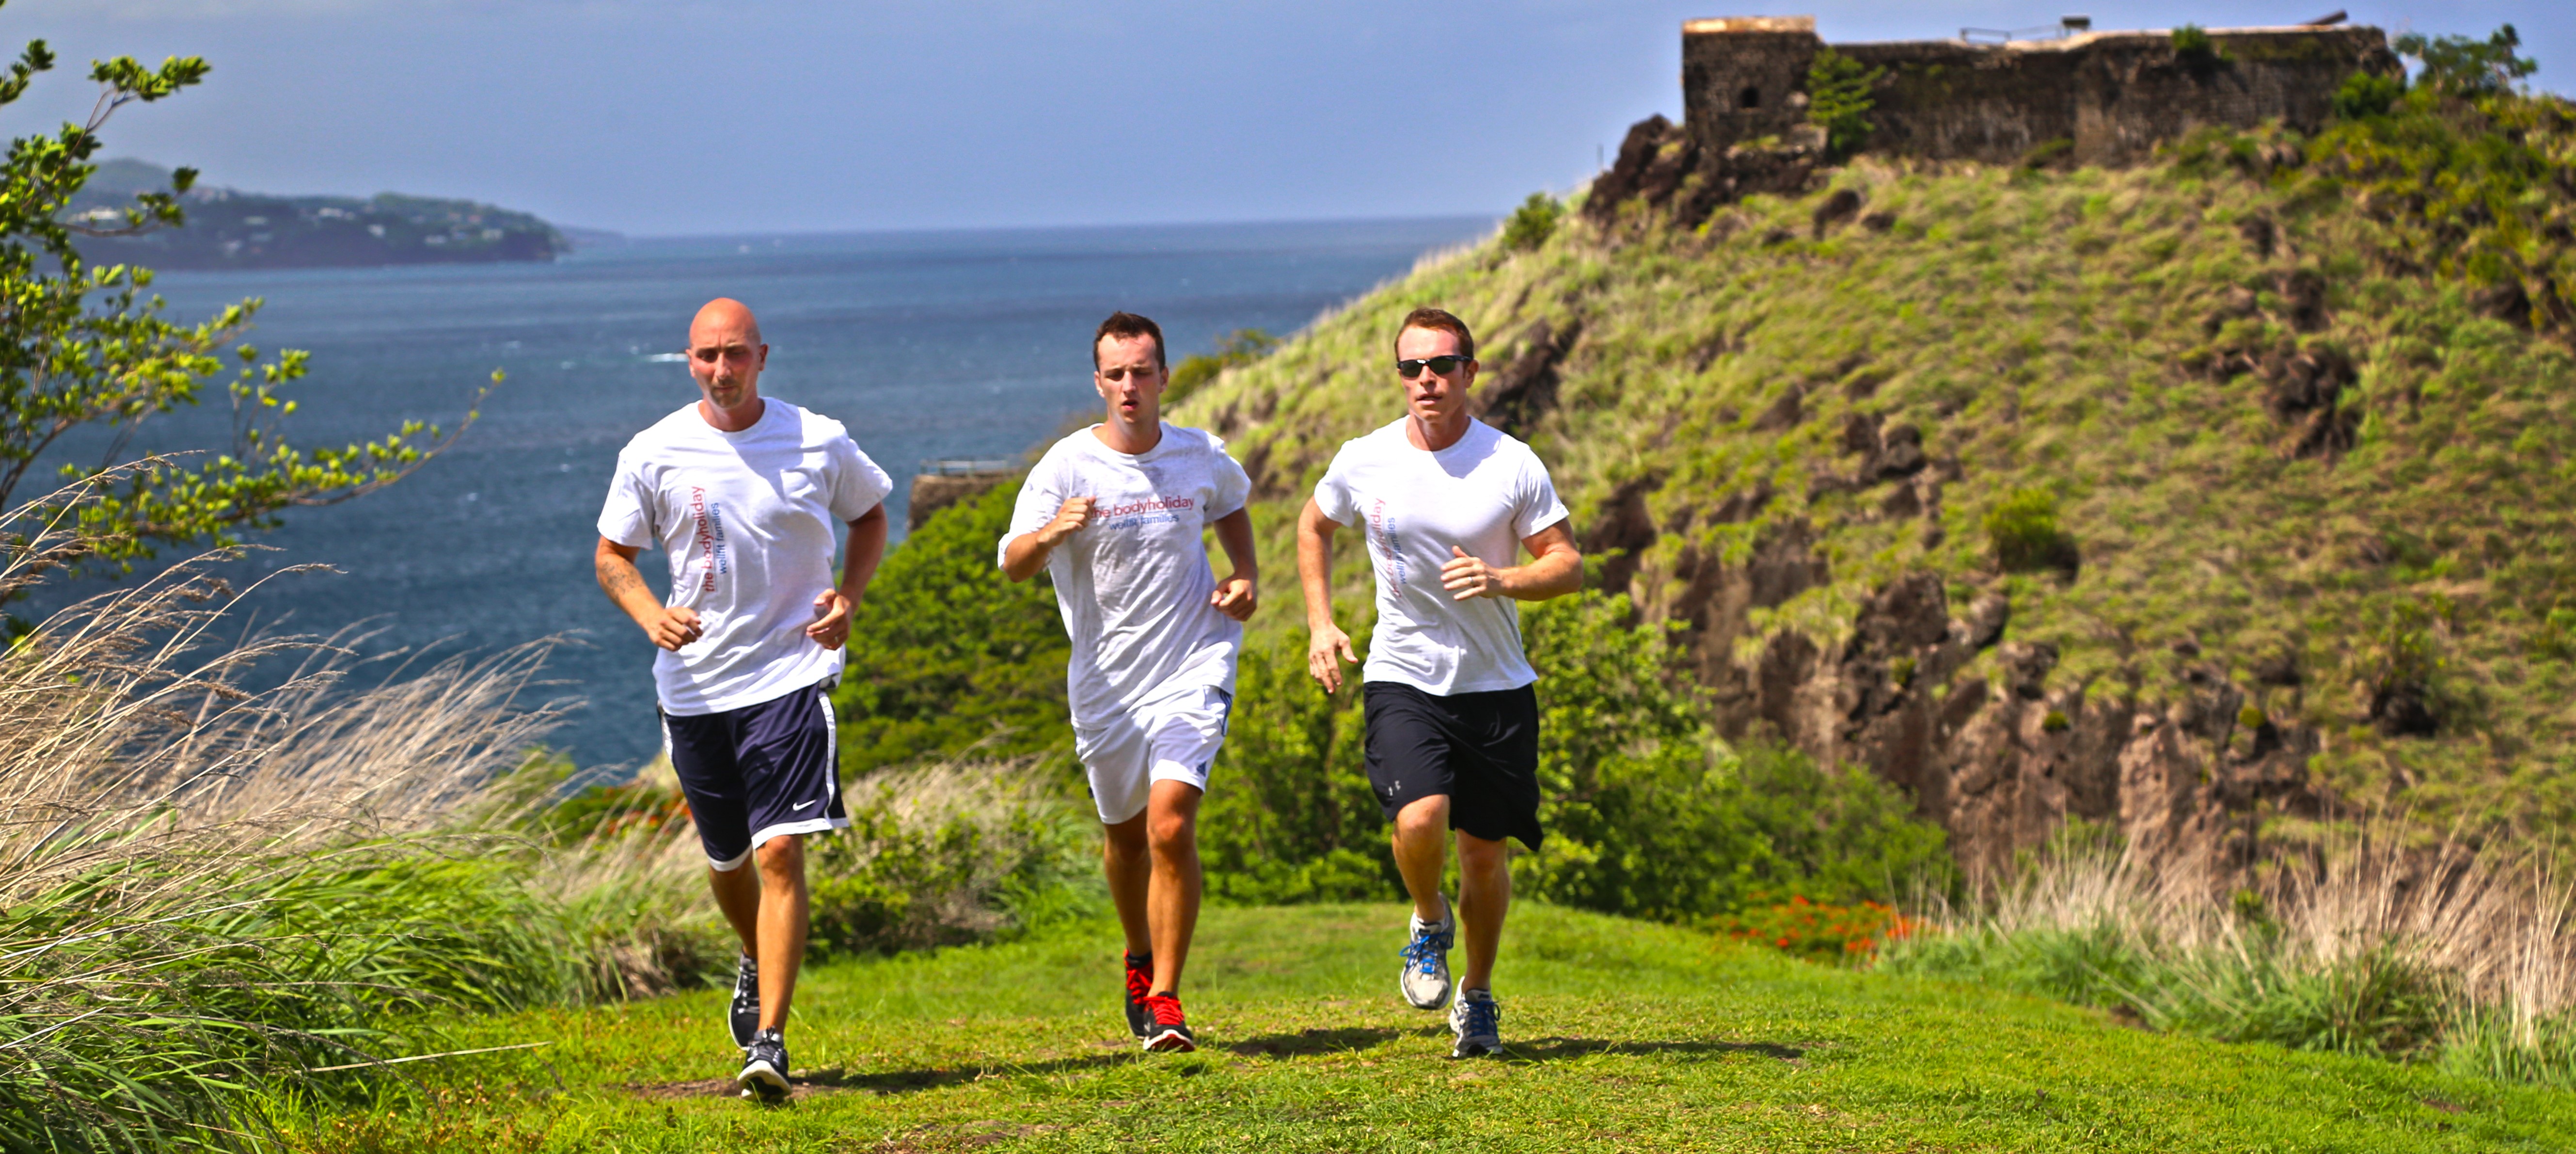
<box><xmin>1000</xmin><ymin>311</ymin><xmax>1258</xmax><ymax>1053</ymax></box>
<box><xmin>1297</xmin><ymin>306</ymin><xmax>1580</xmax><ymax>1058</ymax></box>
<box><xmin>595</xmin><ymin>298</ymin><xmax>892</xmax><ymax>1100</ymax></box>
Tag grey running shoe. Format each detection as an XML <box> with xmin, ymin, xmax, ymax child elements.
<box><xmin>1398</xmin><ymin>898</ymin><xmax>1455</xmax><ymax>1010</ymax></box>
<box><xmin>737</xmin><ymin>1028</ymin><xmax>790</xmax><ymax>1102</ymax></box>
<box><xmin>728</xmin><ymin>953</ymin><xmax>760</xmax><ymax>1050</ymax></box>
<box><xmin>1449</xmin><ymin>988</ymin><xmax>1502</xmax><ymax>1058</ymax></box>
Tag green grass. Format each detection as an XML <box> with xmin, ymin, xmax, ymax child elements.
<box><xmin>274</xmin><ymin>904</ymin><xmax>2576</xmax><ymax>1151</ymax></box>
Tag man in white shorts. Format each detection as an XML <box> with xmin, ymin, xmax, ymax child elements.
<box><xmin>595</xmin><ymin>298</ymin><xmax>892</xmax><ymax>1100</ymax></box>
<box><xmin>1000</xmin><ymin>311</ymin><xmax>1257</xmax><ymax>1053</ymax></box>
<box><xmin>1297</xmin><ymin>306</ymin><xmax>1580</xmax><ymax>1058</ymax></box>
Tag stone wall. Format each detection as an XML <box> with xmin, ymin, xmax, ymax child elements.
<box><xmin>1683</xmin><ymin>19</ymin><xmax>2401</xmax><ymax>166</ymax></box>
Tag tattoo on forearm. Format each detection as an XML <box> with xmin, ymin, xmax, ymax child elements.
<box><xmin>599</xmin><ymin>556</ymin><xmax>649</xmax><ymax>601</ymax></box>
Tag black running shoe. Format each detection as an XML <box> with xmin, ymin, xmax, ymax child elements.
<box><xmin>737</xmin><ymin>1028</ymin><xmax>790</xmax><ymax>1102</ymax></box>
<box><xmin>1122</xmin><ymin>952</ymin><xmax>1154</xmax><ymax>1039</ymax></box>
<box><xmin>1140</xmin><ymin>994</ymin><xmax>1196</xmax><ymax>1053</ymax></box>
<box><xmin>728</xmin><ymin>953</ymin><xmax>760</xmax><ymax>1050</ymax></box>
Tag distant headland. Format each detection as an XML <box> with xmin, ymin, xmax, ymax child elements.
<box><xmin>67</xmin><ymin>159</ymin><xmax>608</xmax><ymax>270</ymax></box>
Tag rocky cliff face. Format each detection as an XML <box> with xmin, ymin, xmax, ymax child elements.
<box><xmin>1576</xmin><ymin>115</ymin><xmax>2360</xmax><ymax>876</ymax></box>
<box><xmin>1624</xmin><ymin>536</ymin><xmax>2326</xmax><ymax>877</ymax></box>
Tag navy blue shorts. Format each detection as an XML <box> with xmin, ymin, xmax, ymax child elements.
<box><xmin>1362</xmin><ymin>681</ymin><xmax>1544</xmax><ymax>849</ymax></box>
<box><xmin>662</xmin><ymin>680</ymin><xmax>846</xmax><ymax>870</ymax></box>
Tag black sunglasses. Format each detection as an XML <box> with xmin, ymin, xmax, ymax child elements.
<box><xmin>1396</xmin><ymin>355</ymin><xmax>1470</xmax><ymax>379</ymax></box>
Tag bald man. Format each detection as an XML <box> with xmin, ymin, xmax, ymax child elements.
<box><xmin>595</xmin><ymin>298</ymin><xmax>891</xmax><ymax>1101</ymax></box>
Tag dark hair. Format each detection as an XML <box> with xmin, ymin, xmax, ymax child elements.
<box><xmin>1394</xmin><ymin>306</ymin><xmax>1475</xmax><ymax>361</ymax></box>
<box><xmin>1093</xmin><ymin>311</ymin><xmax>1166</xmax><ymax>370</ymax></box>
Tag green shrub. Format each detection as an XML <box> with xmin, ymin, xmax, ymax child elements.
<box><xmin>2333</xmin><ymin>71</ymin><xmax>2406</xmax><ymax>120</ymax></box>
<box><xmin>1806</xmin><ymin>49</ymin><xmax>1886</xmax><ymax>160</ymax></box>
<box><xmin>2395</xmin><ymin>25</ymin><xmax>2535</xmax><ymax>97</ymax></box>
<box><xmin>1501</xmin><ymin>192</ymin><xmax>1562</xmax><ymax>252</ymax></box>
<box><xmin>1198</xmin><ymin>627</ymin><xmax>1392</xmax><ymax>904</ymax></box>
<box><xmin>806</xmin><ymin>763</ymin><xmax>1097</xmax><ymax>957</ymax></box>
<box><xmin>833</xmin><ymin>481</ymin><xmax>1074</xmax><ymax>773</ymax></box>
<box><xmin>1203</xmin><ymin>591</ymin><xmax>1955</xmax><ymax>922</ymax></box>
<box><xmin>1983</xmin><ymin>488</ymin><xmax>2079</xmax><ymax>575</ymax></box>
<box><xmin>2357</xmin><ymin>599</ymin><xmax>2448</xmax><ymax>736</ymax></box>
<box><xmin>1165</xmin><ymin>328</ymin><xmax>1278</xmax><ymax>407</ymax></box>
<box><xmin>2171</xmin><ymin>25</ymin><xmax>2220</xmax><ymax>69</ymax></box>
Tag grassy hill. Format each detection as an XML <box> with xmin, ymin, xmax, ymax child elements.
<box><xmin>261</xmin><ymin>905</ymin><xmax>2576</xmax><ymax>1152</ymax></box>
<box><xmin>1159</xmin><ymin>89</ymin><xmax>2576</xmax><ymax>867</ymax></box>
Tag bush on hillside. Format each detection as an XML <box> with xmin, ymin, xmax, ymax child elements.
<box><xmin>1166</xmin><ymin>328</ymin><xmax>1279</xmax><ymax>407</ymax></box>
<box><xmin>2396</xmin><ymin>25</ymin><xmax>2536</xmax><ymax>97</ymax></box>
<box><xmin>1501</xmin><ymin>193</ymin><xmax>1562</xmax><ymax>252</ymax></box>
<box><xmin>2333</xmin><ymin>71</ymin><xmax>2405</xmax><ymax>120</ymax></box>
<box><xmin>1201</xmin><ymin>590</ymin><xmax>1956</xmax><ymax>920</ymax></box>
<box><xmin>806</xmin><ymin>760</ymin><xmax>1098</xmax><ymax>957</ymax></box>
<box><xmin>1806</xmin><ymin>49</ymin><xmax>1885</xmax><ymax>160</ymax></box>
<box><xmin>833</xmin><ymin>481</ymin><xmax>1073</xmax><ymax>773</ymax></box>
<box><xmin>1983</xmin><ymin>488</ymin><xmax>2079</xmax><ymax>576</ymax></box>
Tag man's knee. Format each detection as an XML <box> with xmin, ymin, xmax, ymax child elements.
<box><xmin>1455</xmin><ymin>831</ymin><xmax>1508</xmax><ymax>873</ymax></box>
<box><xmin>754</xmin><ymin>834</ymin><xmax>805</xmax><ymax>882</ymax></box>
<box><xmin>1147</xmin><ymin>809</ymin><xmax>1196</xmax><ymax>856</ymax></box>
<box><xmin>1393</xmin><ymin>795</ymin><xmax>1450</xmax><ymax>842</ymax></box>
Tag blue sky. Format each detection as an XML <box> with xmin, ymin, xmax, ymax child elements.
<box><xmin>20</xmin><ymin>0</ymin><xmax>2566</xmax><ymax>236</ymax></box>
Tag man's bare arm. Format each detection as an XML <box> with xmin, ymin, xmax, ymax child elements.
<box><xmin>841</xmin><ymin>503</ymin><xmax>889</xmax><ymax>602</ymax></box>
<box><xmin>1438</xmin><ymin>521</ymin><xmax>1582</xmax><ymax>602</ymax></box>
<box><xmin>1297</xmin><ymin>498</ymin><xmax>1358</xmax><ymax>691</ymax></box>
<box><xmin>807</xmin><ymin>503</ymin><xmax>889</xmax><ymax>649</ymax></box>
<box><xmin>1002</xmin><ymin>496</ymin><xmax>1094</xmax><ymax>582</ymax></box>
<box><xmin>596</xmin><ymin>537</ymin><xmax>702</xmax><ymax>651</ymax></box>
<box><xmin>1209</xmin><ymin>507</ymin><xmax>1258</xmax><ymax>622</ymax></box>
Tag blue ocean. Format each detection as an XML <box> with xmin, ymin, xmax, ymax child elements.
<box><xmin>59</xmin><ymin>218</ymin><xmax>1492</xmax><ymax>771</ymax></box>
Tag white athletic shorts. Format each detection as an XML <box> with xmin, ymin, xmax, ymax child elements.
<box><xmin>1074</xmin><ymin>685</ymin><xmax>1231</xmax><ymax>824</ymax></box>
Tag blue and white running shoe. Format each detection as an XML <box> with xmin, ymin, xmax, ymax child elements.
<box><xmin>1449</xmin><ymin>988</ymin><xmax>1502</xmax><ymax>1058</ymax></box>
<box><xmin>1399</xmin><ymin>898</ymin><xmax>1454</xmax><ymax>1010</ymax></box>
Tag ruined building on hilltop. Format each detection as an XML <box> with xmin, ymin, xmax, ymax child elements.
<box><xmin>1592</xmin><ymin>15</ymin><xmax>2399</xmax><ymax>221</ymax></box>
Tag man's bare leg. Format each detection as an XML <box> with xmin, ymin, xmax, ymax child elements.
<box><xmin>752</xmin><ymin>835</ymin><xmax>809</xmax><ymax>1032</ymax></box>
<box><xmin>1391</xmin><ymin>794</ymin><xmax>1453</xmax><ymax>923</ymax></box>
<box><xmin>1104</xmin><ymin>811</ymin><xmax>1153</xmax><ymax>960</ymax></box>
<box><xmin>1454</xmin><ymin>830</ymin><xmax>1510</xmax><ymax>992</ymax></box>
<box><xmin>710</xmin><ymin>860</ymin><xmax>762</xmax><ymax>956</ymax></box>
<box><xmin>1144</xmin><ymin>779</ymin><xmax>1203</xmax><ymax>994</ymax></box>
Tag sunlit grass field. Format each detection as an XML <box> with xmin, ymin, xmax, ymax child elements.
<box><xmin>274</xmin><ymin>904</ymin><xmax>2574</xmax><ymax>1152</ymax></box>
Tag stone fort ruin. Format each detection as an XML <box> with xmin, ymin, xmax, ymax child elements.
<box><xmin>1592</xmin><ymin>15</ymin><xmax>2400</xmax><ymax>219</ymax></box>
<box><xmin>1687</xmin><ymin>15</ymin><xmax>2397</xmax><ymax>164</ymax></box>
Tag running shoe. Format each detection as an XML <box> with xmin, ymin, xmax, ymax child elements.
<box><xmin>1449</xmin><ymin>988</ymin><xmax>1502</xmax><ymax>1058</ymax></box>
<box><xmin>728</xmin><ymin>952</ymin><xmax>760</xmax><ymax>1050</ymax></box>
<box><xmin>1398</xmin><ymin>898</ymin><xmax>1455</xmax><ymax>1010</ymax></box>
<box><xmin>1122</xmin><ymin>952</ymin><xmax>1154</xmax><ymax>1039</ymax></box>
<box><xmin>737</xmin><ymin>1028</ymin><xmax>790</xmax><ymax>1102</ymax></box>
<box><xmin>1140</xmin><ymin>994</ymin><xmax>1197</xmax><ymax>1053</ymax></box>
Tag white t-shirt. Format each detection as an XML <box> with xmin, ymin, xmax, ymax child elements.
<box><xmin>1000</xmin><ymin>423</ymin><xmax>1252</xmax><ymax>726</ymax></box>
<box><xmin>598</xmin><ymin>399</ymin><xmax>892</xmax><ymax>716</ymax></box>
<box><xmin>1312</xmin><ymin>417</ymin><xmax>1569</xmax><ymax>696</ymax></box>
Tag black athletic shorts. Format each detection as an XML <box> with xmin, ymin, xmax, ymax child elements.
<box><xmin>662</xmin><ymin>679</ymin><xmax>846</xmax><ymax>870</ymax></box>
<box><xmin>1362</xmin><ymin>681</ymin><xmax>1543</xmax><ymax>849</ymax></box>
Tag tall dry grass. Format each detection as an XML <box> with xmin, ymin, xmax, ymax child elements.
<box><xmin>1882</xmin><ymin>826</ymin><xmax>2576</xmax><ymax>1085</ymax></box>
<box><xmin>0</xmin><ymin>478</ymin><xmax>638</xmax><ymax>1150</ymax></box>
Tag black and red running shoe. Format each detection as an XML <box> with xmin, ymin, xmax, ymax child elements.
<box><xmin>1140</xmin><ymin>994</ymin><xmax>1196</xmax><ymax>1053</ymax></box>
<box><xmin>1122</xmin><ymin>953</ymin><xmax>1154</xmax><ymax>1038</ymax></box>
